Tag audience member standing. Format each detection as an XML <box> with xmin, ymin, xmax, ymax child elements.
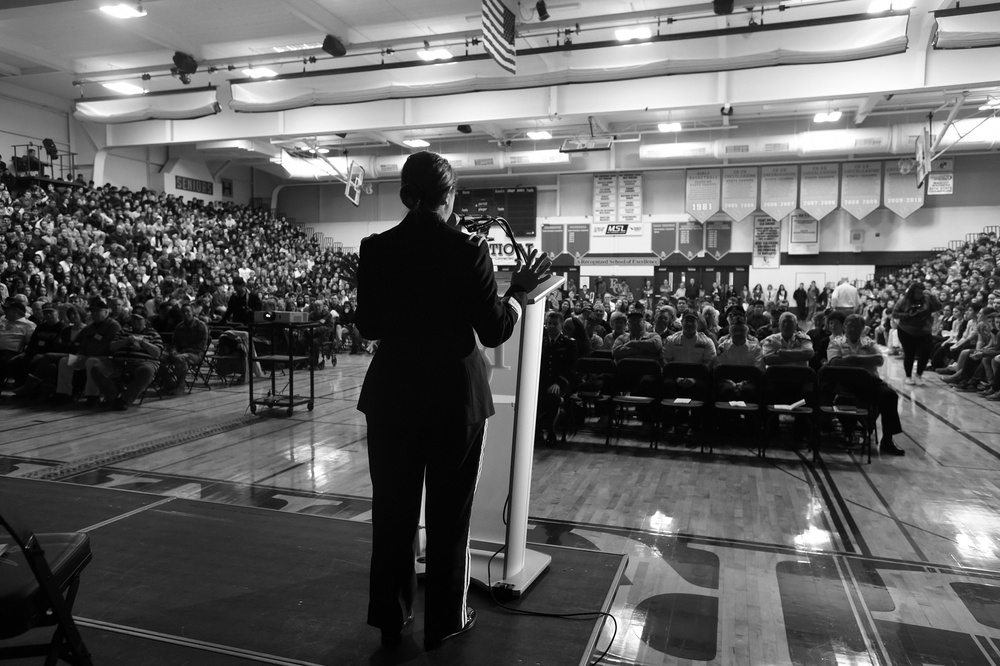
<box><xmin>831</xmin><ymin>277</ymin><xmax>861</xmax><ymax>315</ymax></box>
<box><xmin>892</xmin><ymin>281</ymin><xmax>942</xmax><ymax>385</ymax></box>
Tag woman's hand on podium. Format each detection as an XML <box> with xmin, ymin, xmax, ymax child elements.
<box><xmin>511</xmin><ymin>248</ymin><xmax>552</xmax><ymax>294</ymax></box>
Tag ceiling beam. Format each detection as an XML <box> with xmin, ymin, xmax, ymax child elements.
<box><xmin>855</xmin><ymin>94</ymin><xmax>884</xmax><ymax>124</ymax></box>
<box><xmin>278</xmin><ymin>0</ymin><xmax>353</xmax><ymax>44</ymax></box>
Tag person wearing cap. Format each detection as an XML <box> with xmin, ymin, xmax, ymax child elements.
<box><xmin>89</xmin><ymin>309</ymin><xmax>163</xmax><ymax>410</ymax></box>
<box><xmin>51</xmin><ymin>296</ymin><xmax>121</xmax><ymax>404</ymax></box>
<box><xmin>219</xmin><ymin>275</ymin><xmax>262</xmax><ymax>327</ymax></box>
<box><xmin>355</xmin><ymin>152</ymin><xmax>551</xmax><ymax>650</ymax></box>
<box><xmin>715</xmin><ymin>316</ymin><xmax>764</xmax><ymax>371</ymax></box>
<box><xmin>611</xmin><ymin>303</ymin><xmax>662</xmax><ymax>362</ymax></box>
<box><xmin>0</xmin><ymin>296</ymin><xmax>36</xmax><ymax>393</ymax></box>
<box><xmin>7</xmin><ymin>302</ymin><xmax>66</xmax><ymax>393</ymax></box>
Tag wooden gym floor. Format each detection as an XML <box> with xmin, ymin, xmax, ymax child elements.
<box><xmin>1</xmin><ymin>349</ymin><xmax>999</xmax><ymax>665</ymax></box>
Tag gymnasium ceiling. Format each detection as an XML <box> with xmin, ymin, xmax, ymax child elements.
<box><xmin>1</xmin><ymin>0</ymin><xmax>1000</xmax><ymax>174</ymax></box>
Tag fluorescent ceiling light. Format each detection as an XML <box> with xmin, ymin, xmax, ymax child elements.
<box><xmin>316</xmin><ymin>147</ymin><xmax>330</xmax><ymax>154</ymax></box>
<box><xmin>867</xmin><ymin>0</ymin><xmax>912</xmax><ymax>12</ymax></box>
<box><xmin>242</xmin><ymin>68</ymin><xmax>277</xmax><ymax>79</ymax></box>
<box><xmin>527</xmin><ymin>130</ymin><xmax>552</xmax><ymax>140</ymax></box>
<box><xmin>102</xmin><ymin>81</ymin><xmax>145</xmax><ymax>95</ymax></box>
<box><xmin>403</xmin><ymin>139</ymin><xmax>430</xmax><ymax>147</ymax></box>
<box><xmin>658</xmin><ymin>122</ymin><xmax>682</xmax><ymax>132</ymax></box>
<box><xmin>416</xmin><ymin>48</ymin><xmax>452</xmax><ymax>61</ymax></box>
<box><xmin>813</xmin><ymin>110</ymin><xmax>842</xmax><ymax>123</ymax></box>
<box><xmin>272</xmin><ymin>43</ymin><xmax>321</xmax><ymax>53</ymax></box>
<box><xmin>616</xmin><ymin>26</ymin><xmax>652</xmax><ymax>41</ymax></box>
<box><xmin>100</xmin><ymin>3</ymin><xmax>146</xmax><ymax>18</ymax></box>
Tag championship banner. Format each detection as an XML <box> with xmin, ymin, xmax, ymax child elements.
<box><xmin>678</xmin><ymin>221</ymin><xmax>704</xmax><ymax>259</ymax></box>
<box><xmin>760</xmin><ymin>165</ymin><xmax>798</xmax><ymax>221</ymax></box>
<box><xmin>883</xmin><ymin>161</ymin><xmax>925</xmax><ymax>218</ymax></box>
<box><xmin>593</xmin><ymin>174</ymin><xmax>616</xmax><ymax>223</ymax></box>
<box><xmin>840</xmin><ymin>161</ymin><xmax>882</xmax><ymax>220</ymax></box>
<box><xmin>540</xmin><ymin>224</ymin><xmax>564</xmax><ymax>258</ymax></box>
<box><xmin>705</xmin><ymin>220</ymin><xmax>732</xmax><ymax>260</ymax></box>
<box><xmin>685</xmin><ymin>168</ymin><xmax>721</xmax><ymax>223</ymax></box>
<box><xmin>721</xmin><ymin>167</ymin><xmax>759</xmax><ymax>223</ymax></box>
<box><xmin>566</xmin><ymin>223</ymin><xmax>590</xmax><ymax>261</ymax></box>
<box><xmin>618</xmin><ymin>172</ymin><xmax>642</xmax><ymax>222</ymax></box>
<box><xmin>752</xmin><ymin>214</ymin><xmax>781</xmax><ymax>268</ymax></box>
<box><xmin>799</xmin><ymin>163</ymin><xmax>840</xmax><ymax>221</ymax></box>
<box><xmin>651</xmin><ymin>222</ymin><xmax>678</xmax><ymax>260</ymax></box>
<box><xmin>788</xmin><ymin>212</ymin><xmax>820</xmax><ymax>255</ymax></box>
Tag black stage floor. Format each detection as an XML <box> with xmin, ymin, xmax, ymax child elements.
<box><xmin>0</xmin><ymin>477</ymin><xmax>626</xmax><ymax>666</ymax></box>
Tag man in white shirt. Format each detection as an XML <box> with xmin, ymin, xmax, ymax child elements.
<box><xmin>830</xmin><ymin>277</ymin><xmax>861</xmax><ymax>315</ymax></box>
<box><xmin>827</xmin><ymin>314</ymin><xmax>905</xmax><ymax>456</ymax></box>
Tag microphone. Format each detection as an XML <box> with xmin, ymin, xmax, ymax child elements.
<box><xmin>457</xmin><ymin>214</ymin><xmax>528</xmax><ymax>264</ymax></box>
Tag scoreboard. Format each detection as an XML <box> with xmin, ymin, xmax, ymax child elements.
<box><xmin>455</xmin><ymin>187</ymin><xmax>537</xmax><ymax>237</ymax></box>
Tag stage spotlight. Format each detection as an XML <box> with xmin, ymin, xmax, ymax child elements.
<box><xmin>536</xmin><ymin>0</ymin><xmax>550</xmax><ymax>20</ymax></box>
<box><xmin>172</xmin><ymin>51</ymin><xmax>198</xmax><ymax>75</ymax></box>
<box><xmin>322</xmin><ymin>34</ymin><xmax>347</xmax><ymax>57</ymax></box>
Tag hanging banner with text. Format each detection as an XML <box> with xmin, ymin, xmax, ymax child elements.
<box><xmin>760</xmin><ymin>165</ymin><xmax>798</xmax><ymax>221</ymax></box>
<box><xmin>685</xmin><ymin>168</ymin><xmax>721</xmax><ymax>223</ymax></box>
<box><xmin>651</xmin><ymin>222</ymin><xmax>678</xmax><ymax>261</ymax></box>
<box><xmin>704</xmin><ymin>220</ymin><xmax>733</xmax><ymax>260</ymax></box>
<box><xmin>753</xmin><ymin>214</ymin><xmax>781</xmax><ymax>268</ymax></box>
<box><xmin>840</xmin><ymin>161</ymin><xmax>882</xmax><ymax>220</ymax></box>
<box><xmin>788</xmin><ymin>212</ymin><xmax>820</xmax><ymax>255</ymax></box>
<box><xmin>618</xmin><ymin>172</ymin><xmax>642</xmax><ymax>222</ymax></box>
<box><xmin>799</xmin><ymin>163</ymin><xmax>840</xmax><ymax>221</ymax></box>
<box><xmin>721</xmin><ymin>167</ymin><xmax>759</xmax><ymax>223</ymax></box>
<box><xmin>593</xmin><ymin>174</ymin><xmax>616</xmax><ymax>223</ymax></box>
<box><xmin>566</xmin><ymin>223</ymin><xmax>590</xmax><ymax>261</ymax></box>
<box><xmin>678</xmin><ymin>221</ymin><xmax>705</xmax><ymax>259</ymax></box>
<box><xmin>540</xmin><ymin>224</ymin><xmax>565</xmax><ymax>258</ymax></box>
<box><xmin>883</xmin><ymin>161</ymin><xmax>925</xmax><ymax>218</ymax></box>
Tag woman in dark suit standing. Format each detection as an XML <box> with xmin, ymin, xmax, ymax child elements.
<box><xmin>356</xmin><ymin>151</ymin><xmax>550</xmax><ymax>650</ymax></box>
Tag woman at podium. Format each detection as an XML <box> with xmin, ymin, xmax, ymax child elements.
<box><xmin>356</xmin><ymin>151</ymin><xmax>550</xmax><ymax>650</ymax></box>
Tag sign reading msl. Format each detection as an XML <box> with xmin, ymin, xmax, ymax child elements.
<box><xmin>594</xmin><ymin>222</ymin><xmax>644</xmax><ymax>237</ymax></box>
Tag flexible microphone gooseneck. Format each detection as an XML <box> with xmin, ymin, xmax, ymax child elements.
<box><xmin>457</xmin><ymin>214</ymin><xmax>528</xmax><ymax>265</ymax></box>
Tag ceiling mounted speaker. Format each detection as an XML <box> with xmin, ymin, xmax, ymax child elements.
<box><xmin>713</xmin><ymin>0</ymin><xmax>734</xmax><ymax>14</ymax></box>
<box><xmin>172</xmin><ymin>51</ymin><xmax>198</xmax><ymax>75</ymax></box>
<box><xmin>457</xmin><ymin>124</ymin><xmax>472</xmax><ymax>134</ymax></box>
<box><xmin>42</xmin><ymin>138</ymin><xmax>58</xmax><ymax>160</ymax></box>
<box><xmin>322</xmin><ymin>34</ymin><xmax>347</xmax><ymax>57</ymax></box>
<box><xmin>536</xmin><ymin>0</ymin><xmax>549</xmax><ymax>20</ymax></box>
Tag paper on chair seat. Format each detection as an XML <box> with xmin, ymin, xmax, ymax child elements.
<box><xmin>729</xmin><ymin>400</ymin><xmax>747</xmax><ymax>407</ymax></box>
<box><xmin>773</xmin><ymin>398</ymin><xmax>806</xmax><ymax>410</ymax></box>
<box><xmin>673</xmin><ymin>398</ymin><xmax>691</xmax><ymax>404</ymax></box>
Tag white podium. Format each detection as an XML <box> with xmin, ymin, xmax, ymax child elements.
<box><xmin>466</xmin><ymin>274</ymin><xmax>565</xmax><ymax>597</ymax></box>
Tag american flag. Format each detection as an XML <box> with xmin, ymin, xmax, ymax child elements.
<box><xmin>482</xmin><ymin>0</ymin><xmax>516</xmax><ymax>74</ymax></box>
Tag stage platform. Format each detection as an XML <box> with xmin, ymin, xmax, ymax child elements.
<box><xmin>0</xmin><ymin>476</ymin><xmax>626</xmax><ymax>666</ymax></box>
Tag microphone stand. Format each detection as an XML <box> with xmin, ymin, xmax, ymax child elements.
<box><xmin>457</xmin><ymin>214</ymin><xmax>528</xmax><ymax>265</ymax></box>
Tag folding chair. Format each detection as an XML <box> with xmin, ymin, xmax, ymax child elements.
<box><xmin>712</xmin><ymin>364</ymin><xmax>765</xmax><ymax>456</ymax></box>
<box><xmin>565</xmin><ymin>356</ymin><xmax>615</xmax><ymax>441</ymax></box>
<box><xmin>0</xmin><ymin>502</ymin><xmax>93</xmax><ymax>665</ymax></box>
<box><xmin>817</xmin><ymin>366</ymin><xmax>877</xmax><ymax>463</ymax></box>
<box><xmin>763</xmin><ymin>365</ymin><xmax>817</xmax><ymax>458</ymax></box>
<box><xmin>607</xmin><ymin>358</ymin><xmax>661</xmax><ymax>446</ymax></box>
<box><xmin>184</xmin><ymin>335</ymin><xmax>215</xmax><ymax>394</ymax></box>
<box><xmin>657</xmin><ymin>362</ymin><xmax>712</xmax><ymax>452</ymax></box>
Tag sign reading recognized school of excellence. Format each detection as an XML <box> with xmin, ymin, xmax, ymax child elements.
<box><xmin>752</xmin><ymin>214</ymin><xmax>781</xmax><ymax>268</ymax></box>
<box><xmin>788</xmin><ymin>212</ymin><xmax>820</xmax><ymax>255</ymax></box>
<box><xmin>798</xmin><ymin>163</ymin><xmax>840</xmax><ymax>221</ymax></box>
<box><xmin>883</xmin><ymin>161</ymin><xmax>925</xmax><ymax>218</ymax></box>
<box><xmin>760</xmin><ymin>165</ymin><xmax>798</xmax><ymax>222</ymax></box>
<box><xmin>685</xmin><ymin>168</ymin><xmax>721</xmax><ymax>223</ymax></box>
<box><xmin>840</xmin><ymin>161</ymin><xmax>882</xmax><ymax>220</ymax></box>
<box><xmin>721</xmin><ymin>167</ymin><xmax>758</xmax><ymax>223</ymax></box>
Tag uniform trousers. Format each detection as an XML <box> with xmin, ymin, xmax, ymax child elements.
<box><xmin>366</xmin><ymin>417</ymin><xmax>486</xmax><ymax>641</ymax></box>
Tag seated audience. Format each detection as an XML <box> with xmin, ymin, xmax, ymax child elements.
<box><xmin>0</xmin><ymin>295</ymin><xmax>36</xmax><ymax>393</ymax></box>
<box><xmin>161</xmin><ymin>303</ymin><xmax>209</xmax><ymax>395</ymax></box>
<box><xmin>538</xmin><ymin>311</ymin><xmax>578</xmax><ymax>444</ymax></box>
<box><xmin>827</xmin><ymin>314</ymin><xmax>905</xmax><ymax>455</ymax></box>
<box><xmin>89</xmin><ymin>310</ymin><xmax>163</xmax><ymax>410</ymax></box>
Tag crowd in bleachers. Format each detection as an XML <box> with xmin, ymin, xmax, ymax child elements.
<box><xmin>0</xmin><ymin>175</ymin><xmax>360</xmax><ymax>409</ymax></box>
